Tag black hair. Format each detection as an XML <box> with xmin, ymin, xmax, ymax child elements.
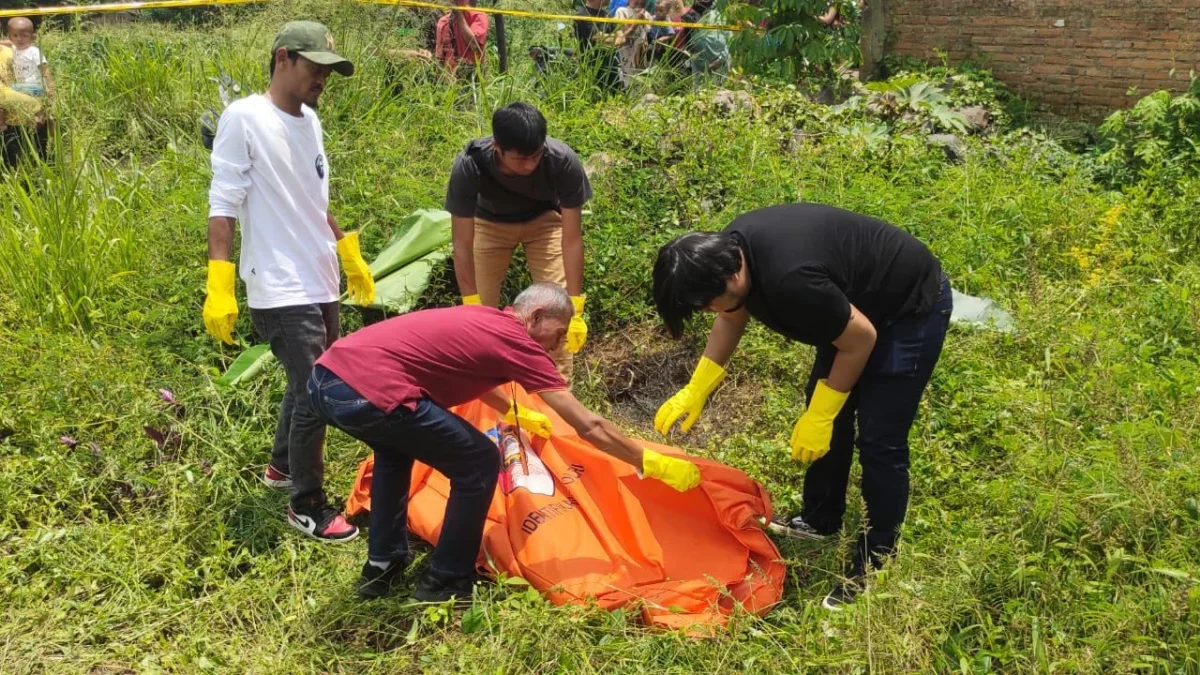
<box><xmin>268</xmin><ymin>50</ymin><xmax>300</xmax><ymax>79</ymax></box>
<box><xmin>652</xmin><ymin>231</ymin><xmax>743</xmax><ymax>339</ymax></box>
<box><xmin>491</xmin><ymin>102</ymin><xmax>547</xmax><ymax>155</ymax></box>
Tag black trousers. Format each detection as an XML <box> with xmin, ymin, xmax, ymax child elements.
<box><xmin>250</xmin><ymin>302</ymin><xmax>339</xmax><ymax>507</ymax></box>
<box><xmin>801</xmin><ymin>277</ymin><xmax>953</xmax><ymax>574</ymax></box>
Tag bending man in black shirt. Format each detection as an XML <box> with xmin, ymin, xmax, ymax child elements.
<box><xmin>651</xmin><ymin>203</ymin><xmax>952</xmax><ymax>611</ymax></box>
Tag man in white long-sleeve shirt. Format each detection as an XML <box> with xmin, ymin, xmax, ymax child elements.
<box><xmin>204</xmin><ymin>20</ymin><xmax>374</xmax><ymax>543</ymax></box>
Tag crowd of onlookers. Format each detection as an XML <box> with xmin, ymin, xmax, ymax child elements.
<box><xmin>390</xmin><ymin>0</ymin><xmax>731</xmax><ymax>91</ymax></box>
<box><xmin>598</xmin><ymin>0</ymin><xmax>732</xmax><ymax>85</ymax></box>
<box><xmin>0</xmin><ymin>3</ymin><xmax>733</xmax><ymax>164</ymax></box>
<box><xmin>0</xmin><ymin>1</ymin><xmax>849</xmax><ymax>165</ymax></box>
<box><xmin>0</xmin><ymin>0</ymin><xmax>859</xmax><ymax>146</ymax></box>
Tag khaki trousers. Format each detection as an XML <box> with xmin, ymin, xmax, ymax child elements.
<box><xmin>473</xmin><ymin>210</ymin><xmax>572</xmax><ymax>381</ymax></box>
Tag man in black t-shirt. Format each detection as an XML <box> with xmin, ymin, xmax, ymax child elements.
<box><xmin>444</xmin><ymin>102</ymin><xmax>592</xmax><ymax>382</ymax></box>
<box><xmin>574</xmin><ymin>0</ymin><xmax>621</xmax><ymax>91</ymax></box>
<box><xmin>651</xmin><ymin>203</ymin><xmax>953</xmax><ymax>611</ymax></box>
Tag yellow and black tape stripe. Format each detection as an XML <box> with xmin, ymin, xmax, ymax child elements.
<box><xmin>0</xmin><ymin>0</ymin><xmax>266</xmax><ymax>18</ymax></box>
<box><xmin>362</xmin><ymin>0</ymin><xmax>741</xmax><ymax>32</ymax></box>
<box><xmin>2</xmin><ymin>0</ymin><xmax>742</xmax><ymax>32</ymax></box>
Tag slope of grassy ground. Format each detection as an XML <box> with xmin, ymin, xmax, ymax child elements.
<box><xmin>1</xmin><ymin>3</ymin><xmax>1198</xmax><ymax>672</ymax></box>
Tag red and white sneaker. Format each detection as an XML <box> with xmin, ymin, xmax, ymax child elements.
<box><xmin>287</xmin><ymin>502</ymin><xmax>359</xmax><ymax>543</ymax></box>
<box><xmin>263</xmin><ymin>464</ymin><xmax>292</xmax><ymax>489</ymax></box>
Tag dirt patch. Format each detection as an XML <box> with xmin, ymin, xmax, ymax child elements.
<box><xmin>579</xmin><ymin>324</ymin><xmax>764</xmax><ymax>449</ymax></box>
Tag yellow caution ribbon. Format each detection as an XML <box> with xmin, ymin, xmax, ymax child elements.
<box><xmin>0</xmin><ymin>0</ymin><xmax>266</xmax><ymax>18</ymax></box>
<box><xmin>1</xmin><ymin>0</ymin><xmax>742</xmax><ymax>31</ymax></box>
<box><xmin>360</xmin><ymin>0</ymin><xmax>742</xmax><ymax>32</ymax></box>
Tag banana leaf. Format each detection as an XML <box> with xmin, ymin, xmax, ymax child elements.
<box><xmin>361</xmin><ymin>247</ymin><xmax>450</xmax><ymax>314</ymax></box>
<box><xmin>219</xmin><ymin>209</ymin><xmax>453</xmax><ymax>387</ymax></box>
<box><xmin>215</xmin><ymin>343</ymin><xmax>275</xmax><ymax>387</ymax></box>
<box><xmin>342</xmin><ymin>207</ymin><xmax>452</xmax><ymax>312</ymax></box>
<box><xmin>366</xmin><ymin>208</ymin><xmax>452</xmax><ymax>279</ymax></box>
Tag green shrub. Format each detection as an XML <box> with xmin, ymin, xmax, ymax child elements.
<box><xmin>1094</xmin><ymin>78</ymin><xmax>1200</xmax><ymax>188</ymax></box>
<box><xmin>726</xmin><ymin>0</ymin><xmax>861</xmax><ymax>82</ymax></box>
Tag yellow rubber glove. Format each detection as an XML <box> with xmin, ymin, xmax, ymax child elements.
<box><xmin>790</xmin><ymin>380</ymin><xmax>851</xmax><ymax>464</ymax></box>
<box><xmin>337</xmin><ymin>232</ymin><xmax>376</xmax><ymax>306</ymax></box>
<box><xmin>641</xmin><ymin>449</ymin><xmax>702</xmax><ymax>492</ymax></box>
<box><xmin>567</xmin><ymin>295</ymin><xmax>588</xmax><ymax>354</ymax></box>
<box><xmin>202</xmin><ymin>260</ymin><xmax>238</xmax><ymax>345</ymax></box>
<box><xmin>502</xmin><ymin>403</ymin><xmax>553</xmax><ymax>439</ymax></box>
<box><xmin>654</xmin><ymin>356</ymin><xmax>726</xmax><ymax>435</ymax></box>
<box><xmin>462</xmin><ymin>294</ymin><xmax>482</xmax><ymax>305</ymax></box>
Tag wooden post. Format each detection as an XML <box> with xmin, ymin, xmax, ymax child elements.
<box><xmin>496</xmin><ymin>13</ymin><xmax>508</xmax><ymax>73</ymax></box>
<box><xmin>860</xmin><ymin>0</ymin><xmax>886</xmax><ymax>81</ymax></box>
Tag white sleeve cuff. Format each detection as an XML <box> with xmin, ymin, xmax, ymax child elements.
<box><xmin>207</xmin><ymin>207</ymin><xmax>239</xmax><ymax>220</ymax></box>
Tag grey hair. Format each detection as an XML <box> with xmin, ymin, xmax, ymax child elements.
<box><xmin>512</xmin><ymin>282</ymin><xmax>573</xmax><ymax>320</ymax></box>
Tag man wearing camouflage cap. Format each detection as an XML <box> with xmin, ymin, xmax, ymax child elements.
<box><xmin>204</xmin><ymin>21</ymin><xmax>372</xmax><ymax>543</ymax></box>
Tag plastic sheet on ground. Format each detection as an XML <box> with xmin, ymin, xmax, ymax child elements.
<box><xmin>345</xmin><ymin>386</ymin><xmax>785</xmax><ymax>630</ymax></box>
<box><xmin>951</xmin><ymin>289</ymin><xmax>1015</xmax><ymax>333</ymax></box>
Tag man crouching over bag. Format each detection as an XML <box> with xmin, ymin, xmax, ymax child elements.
<box><xmin>309</xmin><ymin>282</ymin><xmax>702</xmax><ymax>601</ymax></box>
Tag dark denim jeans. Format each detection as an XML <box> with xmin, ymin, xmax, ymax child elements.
<box><xmin>307</xmin><ymin>365</ymin><xmax>500</xmax><ymax>581</ymax></box>
<box><xmin>801</xmin><ymin>276</ymin><xmax>952</xmax><ymax>575</ymax></box>
<box><xmin>250</xmin><ymin>302</ymin><xmax>339</xmax><ymax>507</ymax></box>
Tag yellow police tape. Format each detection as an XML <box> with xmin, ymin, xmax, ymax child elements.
<box><xmin>1</xmin><ymin>0</ymin><xmax>742</xmax><ymax>31</ymax></box>
<box><xmin>0</xmin><ymin>0</ymin><xmax>265</xmax><ymax>19</ymax></box>
<box><xmin>361</xmin><ymin>0</ymin><xmax>742</xmax><ymax>32</ymax></box>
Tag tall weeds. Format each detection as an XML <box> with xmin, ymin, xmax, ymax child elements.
<box><xmin>0</xmin><ymin>144</ymin><xmax>146</xmax><ymax>330</ymax></box>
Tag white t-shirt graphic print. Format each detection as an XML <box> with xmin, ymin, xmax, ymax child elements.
<box><xmin>207</xmin><ymin>95</ymin><xmax>339</xmax><ymax>309</ymax></box>
<box><xmin>13</xmin><ymin>45</ymin><xmax>46</xmax><ymax>87</ymax></box>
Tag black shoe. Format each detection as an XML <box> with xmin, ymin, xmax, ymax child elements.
<box><xmin>821</xmin><ymin>578</ymin><xmax>864</xmax><ymax>611</ymax></box>
<box><xmin>411</xmin><ymin>570</ymin><xmax>479</xmax><ymax>604</ymax></box>
<box><xmin>357</xmin><ymin>557</ymin><xmax>412</xmax><ymax>600</ymax></box>
<box><xmin>767</xmin><ymin>513</ymin><xmax>829</xmax><ymax>541</ymax></box>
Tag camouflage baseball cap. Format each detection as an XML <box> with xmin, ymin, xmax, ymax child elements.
<box><xmin>272</xmin><ymin>21</ymin><xmax>354</xmax><ymax>77</ymax></box>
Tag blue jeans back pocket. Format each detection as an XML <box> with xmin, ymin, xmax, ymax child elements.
<box><xmin>325</xmin><ymin>394</ymin><xmax>382</xmax><ymax>432</ymax></box>
<box><xmin>867</xmin><ymin>319</ymin><xmax>927</xmax><ymax>378</ymax></box>
<box><xmin>310</xmin><ymin>366</ymin><xmax>384</xmax><ymax>431</ymax></box>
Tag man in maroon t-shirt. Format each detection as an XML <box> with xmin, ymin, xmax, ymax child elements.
<box><xmin>309</xmin><ymin>283</ymin><xmax>702</xmax><ymax>601</ymax></box>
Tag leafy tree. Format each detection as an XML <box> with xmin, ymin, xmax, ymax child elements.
<box><xmin>725</xmin><ymin>0</ymin><xmax>861</xmax><ymax>81</ymax></box>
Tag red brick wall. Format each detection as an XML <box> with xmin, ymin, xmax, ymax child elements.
<box><xmin>884</xmin><ymin>0</ymin><xmax>1200</xmax><ymax>119</ymax></box>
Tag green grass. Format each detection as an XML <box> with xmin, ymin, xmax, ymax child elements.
<box><xmin>1</xmin><ymin>2</ymin><xmax>1199</xmax><ymax>672</ymax></box>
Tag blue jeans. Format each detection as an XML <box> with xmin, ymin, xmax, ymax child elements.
<box><xmin>12</xmin><ymin>84</ymin><xmax>44</xmax><ymax>97</ymax></box>
<box><xmin>801</xmin><ymin>275</ymin><xmax>953</xmax><ymax>574</ymax></box>
<box><xmin>307</xmin><ymin>365</ymin><xmax>499</xmax><ymax>580</ymax></box>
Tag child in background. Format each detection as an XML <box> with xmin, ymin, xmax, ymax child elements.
<box><xmin>614</xmin><ymin>0</ymin><xmax>651</xmax><ymax>86</ymax></box>
<box><xmin>646</xmin><ymin>0</ymin><xmax>681</xmax><ymax>43</ymax></box>
<box><xmin>0</xmin><ymin>18</ymin><xmax>46</xmax><ymax>135</ymax></box>
<box><xmin>6</xmin><ymin>17</ymin><xmax>54</xmax><ymax>108</ymax></box>
<box><xmin>647</xmin><ymin>0</ymin><xmax>687</xmax><ymax>67</ymax></box>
